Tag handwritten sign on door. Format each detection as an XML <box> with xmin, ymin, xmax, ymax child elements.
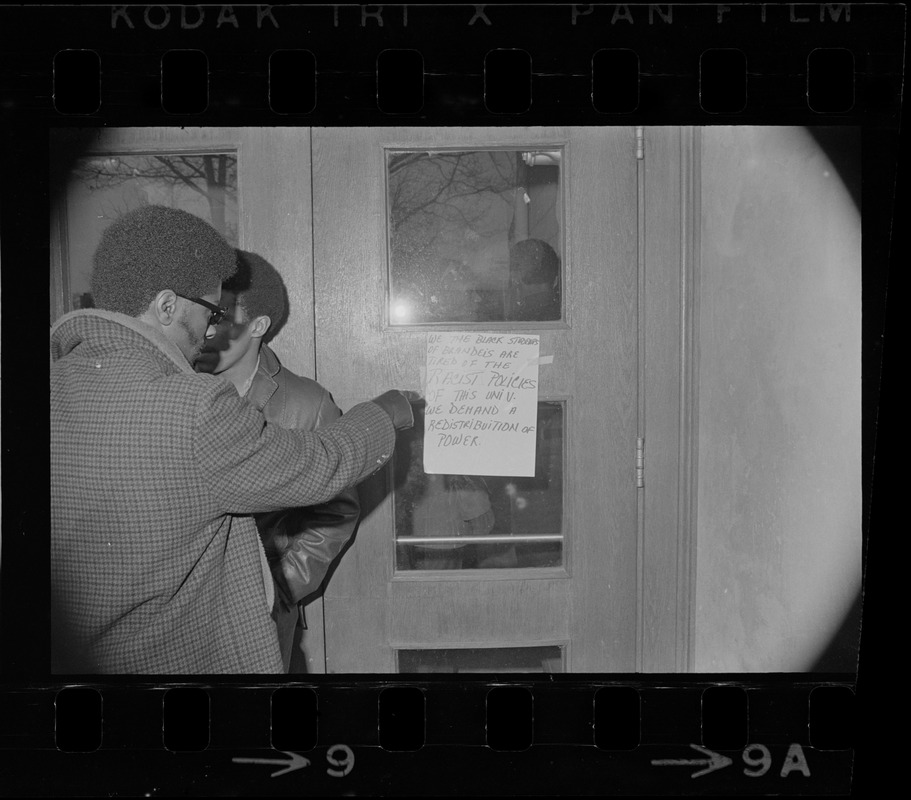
<box><xmin>424</xmin><ymin>332</ymin><xmax>540</xmax><ymax>476</ymax></box>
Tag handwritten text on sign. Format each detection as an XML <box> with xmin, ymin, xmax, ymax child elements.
<box><xmin>424</xmin><ymin>332</ymin><xmax>540</xmax><ymax>477</ymax></box>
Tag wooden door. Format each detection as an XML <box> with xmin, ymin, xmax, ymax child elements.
<box><xmin>312</xmin><ymin>127</ymin><xmax>639</xmax><ymax>673</ymax></box>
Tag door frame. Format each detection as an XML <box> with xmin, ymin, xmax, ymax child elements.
<box><xmin>640</xmin><ymin>126</ymin><xmax>701</xmax><ymax>672</ymax></box>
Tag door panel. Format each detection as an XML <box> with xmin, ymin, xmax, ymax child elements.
<box><xmin>312</xmin><ymin>127</ymin><xmax>638</xmax><ymax>673</ymax></box>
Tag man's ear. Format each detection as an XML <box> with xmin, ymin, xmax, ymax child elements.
<box><xmin>150</xmin><ymin>290</ymin><xmax>179</xmax><ymax>326</ymax></box>
<box><xmin>248</xmin><ymin>314</ymin><xmax>272</xmax><ymax>341</ymax></box>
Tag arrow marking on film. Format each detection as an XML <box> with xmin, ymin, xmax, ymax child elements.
<box><xmin>232</xmin><ymin>751</ymin><xmax>311</xmax><ymax>777</ymax></box>
<box><xmin>651</xmin><ymin>744</ymin><xmax>733</xmax><ymax>778</ymax></box>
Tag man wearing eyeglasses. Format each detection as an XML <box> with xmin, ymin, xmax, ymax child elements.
<box><xmin>195</xmin><ymin>249</ymin><xmax>361</xmax><ymax>674</ymax></box>
<box><xmin>50</xmin><ymin>205</ymin><xmax>414</xmax><ymax>674</ymax></box>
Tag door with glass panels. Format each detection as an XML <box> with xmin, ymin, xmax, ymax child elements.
<box><xmin>312</xmin><ymin>128</ymin><xmax>640</xmax><ymax>673</ymax></box>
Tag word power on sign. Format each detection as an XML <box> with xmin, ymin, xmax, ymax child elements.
<box><xmin>424</xmin><ymin>332</ymin><xmax>540</xmax><ymax>476</ymax></box>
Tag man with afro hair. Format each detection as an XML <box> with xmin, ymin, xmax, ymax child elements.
<box><xmin>196</xmin><ymin>249</ymin><xmax>360</xmax><ymax>673</ymax></box>
<box><xmin>50</xmin><ymin>205</ymin><xmax>413</xmax><ymax>674</ymax></box>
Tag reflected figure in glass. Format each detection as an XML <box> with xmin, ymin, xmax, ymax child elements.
<box><xmin>506</xmin><ymin>238</ymin><xmax>561</xmax><ymax>321</ymax></box>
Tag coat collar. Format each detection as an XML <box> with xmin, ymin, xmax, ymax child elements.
<box><xmin>244</xmin><ymin>345</ymin><xmax>281</xmax><ymax>412</ymax></box>
<box><xmin>50</xmin><ymin>309</ymin><xmax>195</xmax><ymax>374</ymax></box>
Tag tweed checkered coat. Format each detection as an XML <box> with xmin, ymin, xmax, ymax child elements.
<box><xmin>50</xmin><ymin>310</ymin><xmax>396</xmax><ymax>674</ymax></box>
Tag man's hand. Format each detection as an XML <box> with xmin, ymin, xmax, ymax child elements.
<box><xmin>371</xmin><ymin>390</ymin><xmax>417</xmax><ymax>430</ymax></box>
<box><xmin>399</xmin><ymin>389</ymin><xmax>423</xmax><ymax>404</ymax></box>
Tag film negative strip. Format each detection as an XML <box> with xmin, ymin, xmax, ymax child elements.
<box><xmin>0</xmin><ymin>2</ymin><xmax>901</xmax><ymax>796</ymax></box>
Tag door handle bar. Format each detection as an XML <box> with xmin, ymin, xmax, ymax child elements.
<box><xmin>397</xmin><ymin>535</ymin><xmax>563</xmax><ymax>545</ymax></box>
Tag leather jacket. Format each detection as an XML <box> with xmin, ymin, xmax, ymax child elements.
<box><xmin>246</xmin><ymin>346</ymin><xmax>361</xmax><ymax>610</ymax></box>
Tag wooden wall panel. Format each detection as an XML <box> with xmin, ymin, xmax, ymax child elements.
<box><xmin>695</xmin><ymin>127</ymin><xmax>862</xmax><ymax>671</ymax></box>
<box><xmin>389</xmin><ymin>580</ymin><xmax>571</xmax><ymax>644</ymax></box>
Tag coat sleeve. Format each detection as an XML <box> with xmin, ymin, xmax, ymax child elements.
<box><xmin>258</xmin><ymin>390</ymin><xmax>363</xmax><ymax>607</ymax></box>
<box><xmin>194</xmin><ymin>377</ymin><xmax>395</xmax><ymax>514</ymax></box>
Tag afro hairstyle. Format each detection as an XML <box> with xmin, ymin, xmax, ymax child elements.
<box><xmin>225</xmin><ymin>249</ymin><xmax>290</xmax><ymax>342</ymax></box>
<box><xmin>91</xmin><ymin>205</ymin><xmax>237</xmax><ymax>317</ymax></box>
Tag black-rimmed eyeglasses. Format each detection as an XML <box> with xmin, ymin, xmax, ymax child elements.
<box><xmin>176</xmin><ymin>294</ymin><xmax>229</xmax><ymax>326</ymax></box>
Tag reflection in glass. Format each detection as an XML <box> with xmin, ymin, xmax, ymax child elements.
<box><xmin>63</xmin><ymin>153</ymin><xmax>239</xmax><ymax>311</ymax></box>
<box><xmin>387</xmin><ymin>149</ymin><xmax>563</xmax><ymax>324</ymax></box>
<box><xmin>398</xmin><ymin>645</ymin><xmax>563</xmax><ymax>673</ymax></box>
<box><xmin>393</xmin><ymin>402</ymin><xmax>564</xmax><ymax>571</ymax></box>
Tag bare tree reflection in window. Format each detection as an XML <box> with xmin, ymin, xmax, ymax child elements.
<box><xmin>73</xmin><ymin>154</ymin><xmax>237</xmax><ymax>238</ymax></box>
<box><xmin>387</xmin><ymin>150</ymin><xmax>562</xmax><ymax>324</ymax></box>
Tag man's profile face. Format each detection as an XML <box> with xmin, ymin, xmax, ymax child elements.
<box><xmin>176</xmin><ymin>287</ymin><xmax>222</xmax><ymax>365</ymax></box>
<box><xmin>195</xmin><ymin>290</ymin><xmax>255</xmax><ymax>374</ymax></box>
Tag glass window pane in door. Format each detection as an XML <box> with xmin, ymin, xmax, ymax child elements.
<box><xmin>387</xmin><ymin>148</ymin><xmax>563</xmax><ymax>325</ymax></box>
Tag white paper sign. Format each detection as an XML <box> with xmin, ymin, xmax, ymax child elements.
<box><xmin>423</xmin><ymin>332</ymin><xmax>540</xmax><ymax>477</ymax></box>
